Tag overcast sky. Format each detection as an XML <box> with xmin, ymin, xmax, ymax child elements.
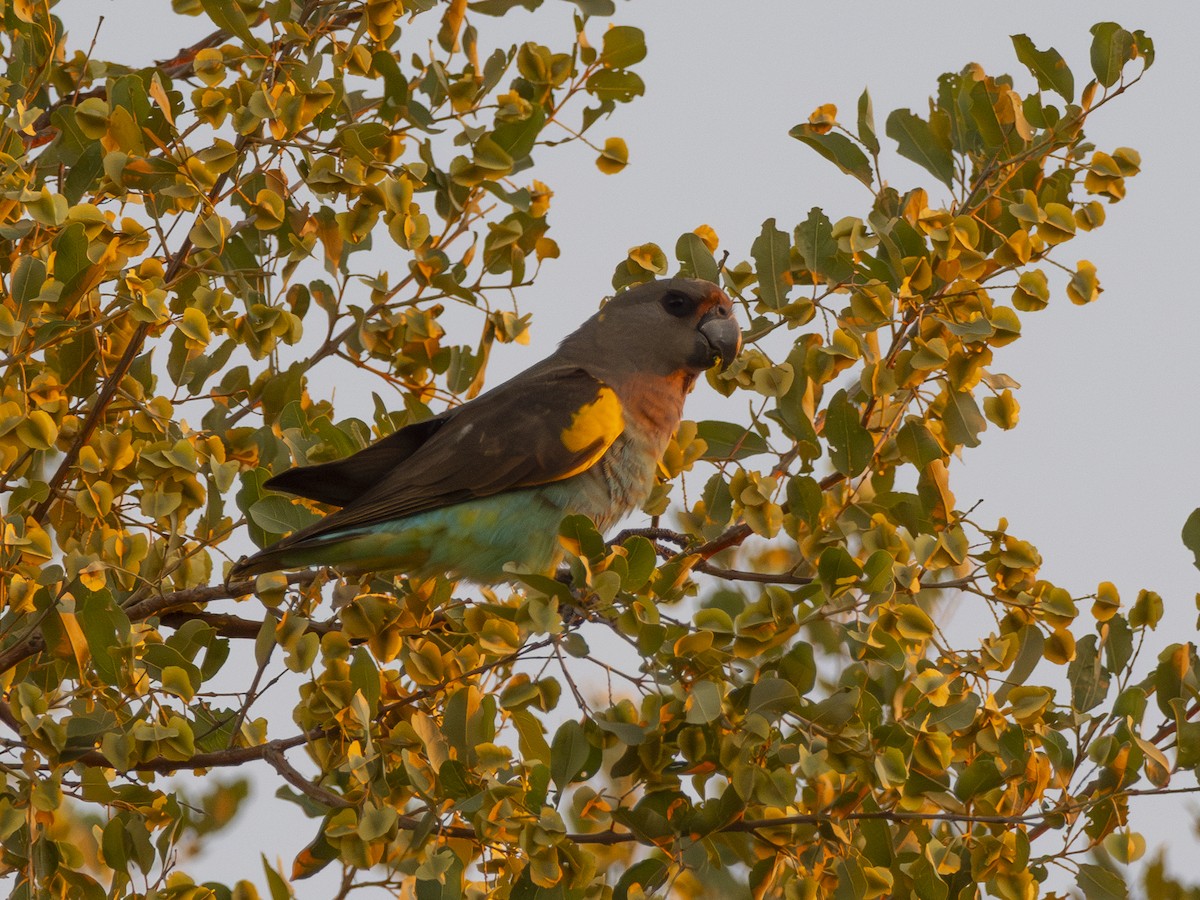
<box><xmin>49</xmin><ymin>1</ymin><xmax>1200</xmax><ymax>895</ymax></box>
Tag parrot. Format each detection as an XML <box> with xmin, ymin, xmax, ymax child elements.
<box><xmin>227</xmin><ymin>276</ymin><xmax>741</xmax><ymax>584</ymax></box>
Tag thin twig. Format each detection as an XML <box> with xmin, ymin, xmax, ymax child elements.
<box><xmin>263</xmin><ymin>746</ymin><xmax>353</xmax><ymax>809</ymax></box>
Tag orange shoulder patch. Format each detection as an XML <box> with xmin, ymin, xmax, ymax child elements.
<box><xmin>557</xmin><ymin>385</ymin><xmax>624</xmax><ymax>476</ymax></box>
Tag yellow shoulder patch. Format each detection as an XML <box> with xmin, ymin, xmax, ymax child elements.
<box><xmin>558</xmin><ymin>385</ymin><xmax>624</xmax><ymax>476</ymax></box>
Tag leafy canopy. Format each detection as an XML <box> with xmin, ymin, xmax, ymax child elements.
<box><xmin>0</xmin><ymin>4</ymin><xmax>1194</xmax><ymax>900</ymax></box>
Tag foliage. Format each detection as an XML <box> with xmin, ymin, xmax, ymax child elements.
<box><xmin>0</xmin><ymin>3</ymin><xmax>1194</xmax><ymax>898</ymax></box>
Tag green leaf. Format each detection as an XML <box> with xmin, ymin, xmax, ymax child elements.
<box><xmin>817</xmin><ymin>546</ymin><xmax>862</xmax><ymax>598</ymax></box>
<box><xmin>350</xmin><ymin>648</ymin><xmax>381</xmax><ymax>711</ymax></box>
<box><xmin>965</xmin><ymin>79</ymin><xmax>1006</xmax><ymax>150</ymax></box>
<box><xmin>1103</xmin><ymin>615</ymin><xmax>1134</xmax><ymax>673</ymax></box>
<box><xmin>76</xmin><ymin>589</ymin><xmax>129</xmax><ymax>688</ymax></box>
<box><xmin>894</xmin><ymin>603</ymin><xmax>935</xmax><ymax>640</ymax></box>
<box><xmin>1068</xmin><ymin>635</ymin><xmax>1110</xmax><ymax>713</ymax></box>
<box><xmin>675</xmin><ymin>232</ymin><xmax>718</xmax><ymax>282</ymax></box>
<box><xmin>824</xmin><ymin>390</ymin><xmax>873</xmax><ymax>476</ymax></box>
<box><xmin>558</xmin><ymin>514</ymin><xmax>607</xmax><ymax>563</ymax></box>
<box><xmin>619</xmin><ymin>535</ymin><xmax>657</xmax><ymax>592</ymax></box>
<box><xmin>1182</xmin><ymin>508</ymin><xmax>1200</xmax><ymax>571</ymax></box>
<box><xmin>1090</xmin><ymin>22</ymin><xmax>1135</xmax><ymax>89</ymax></box>
<box><xmin>1132</xmin><ymin>30</ymin><xmax>1155</xmax><ymax>70</ymax></box>
<box><xmin>685</xmin><ymin>680</ymin><xmax>723</xmax><ymax>724</ymax></box>
<box><xmin>373</xmin><ymin>50</ymin><xmax>410</xmax><ymax>119</ymax></box>
<box><xmin>1076</xmin><ymin>863</ymin><xmax>1128</xmax><ymax>900</ymax></box>
<box><xmin>470</xmin><ymin>0</ymin><xmax>542</xmax><ymax>15</ymax></box>
<box><xmin>953</xmin><ymin>756</ymin><xmax>1005</xmax><ymax>802</ymax></box>
<box><xmin>511</xmin><ymin>709</ymin><xmax>551</xmax><ymax>763</ymax></box>
<box><xmin>885</xmin><ymin>108</ymin><xmax>955</xmax><ymax>188</ymax></box>
<box><xmin>550</xmin><ymin>720</ymin><xmax>590</xmax><ymax>789</ymax></box>
<box><xmin>490</xmin><ymin>105</ymin><xmax>546</xmax><ymax>163</ymax></box>
<box><xmin>11</xmin><ymin>255</ymin><xmax>46</xmax><ymax>306</ymax></box>
<box><xmin>248</xmin><ymin>496</ymin><xmax>322</xmax><ymax>537</ymax></box>
<box><xmin>586</xmin><ymin>69</ymin><xmax>644</xmax><ymax>103</ymax></box>
<box><xmin>856</xmin><ymin>88</ymin><xmax>880</xmax><ymax>155</ymax></box>
<box><xmin>565</xmin><ymin>0</ymin><xmax>613</xmax><ymax>14</ymax></box>
<box><xmin>751</xmin><ymin>218</ymin><xmax>791</xmax><ymax>309</ymax></box>
<box><xmin>64</xmin><ymin>142</ymin><xmax>105</xmax><ymax>204</ymax></box>
<box><xmin>794</xmin><ymin>207</ymin><xmax>853</xmax><ymax>284</ymax></box>
<box><xmin>594</xmin><ymin>715</ymin><xmax>646</xmax><ymax>746</ymax></box>
<box><xmin>748</xmin><ymin>677</ymin><xmax>800</xmax><ymax>718</ymax></box>
<box><xmin>942</xmin><ymin>389</ymin><xmax>984</xmax><ymax>449</ymax></box>
<box><xmin>261</xmin><ymin>855</ymin><xmax>293</xmax><ymax>900</ymax></box>
<box><xmin>417</xmin><ymin>849</ymin><xmax>465</xmax><ymax>900</ymax></box>
<box><xmin>789</xmin><ymin>124</ymin><xmax>874</xmax><ymax>187</ymax></box>
<box><xmin>615</xmin><ymin>858</ymin><xmax>669</xmax><ymax>900</ymax></box>
<box><xmin>695</xmin><ymin>420</ymin><xmax>768</xmax><ymax>461</ymax></box>
<box><xmin>896</xmin><ymin>421</ymin><xmax>943</xmax><ymax>470</ymax></box>
<box><xmin>1011</xmin><ymin>35</ymin><xmax>1074</xmax><ymax>101</ymax></box>
<box><xmin>161</xmin><ymin>666</ymin><xmax>196</xmax><ymax>701</ymax></box>
<box><xmin>200</xmin><ymin>0</ymin><xmax>266</xmax><ymax>51</ymax></box>
<box><xmin>52</xmin><ymin>222</ymin><xmax>89</xmax><ymax>286</ymax></box>
<box><xmin>599</xmin><ymin>25</ymin><xmax>646</xmax><ymax>69</ymax></box>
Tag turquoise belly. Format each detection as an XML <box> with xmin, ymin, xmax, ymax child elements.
<box><xmin>279</xmin><ymin>484</ymin><xmax>575</xmax><ymax>582</ymax></box>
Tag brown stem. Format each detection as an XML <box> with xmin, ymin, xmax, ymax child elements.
<box><xmin>263</xmin><ymin>746</ymin><xmax>353</xmax><ymax>809</ymax></box>
<box><xmin>122</xmin><ymin>571</ymin><xmax>320</xmax><ymax>621</ymax></box>
<box><xmin>158</xmin><ymin>608</ymin><xmax>338</xmax><ymax>641</ymax></box>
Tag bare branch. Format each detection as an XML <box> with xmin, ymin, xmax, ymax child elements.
<box><xmin>263</xmin><ymin>746</ymin><xmax>353</xmax><ymax>809</ymax></box>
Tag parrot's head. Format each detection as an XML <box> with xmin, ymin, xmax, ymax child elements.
<box><xmin>573</xmin><ymin>277</ymin><xmax>742</xmax><ymax>380</ymax></box>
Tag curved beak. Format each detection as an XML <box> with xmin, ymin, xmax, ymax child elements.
<box><xmin>698</xmin><ymin>310</ymin><xmax>742</xmax><ymax>371</ymax></box>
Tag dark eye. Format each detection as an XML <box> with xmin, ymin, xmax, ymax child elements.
<box><xmin>661</xmin><ymin>291</ymin><xmax>693</xmax><ymax>317</ymax></box>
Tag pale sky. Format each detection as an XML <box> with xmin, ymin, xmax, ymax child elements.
<box><xmin>47</xmin><ymin>1</ymin><xmax>1200</xmax><ymax>895</ymax></box>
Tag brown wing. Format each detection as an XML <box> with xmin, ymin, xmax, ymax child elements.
<box><xmin>263</xmin><ymin>366</ymin><xmax>625</xmax><ymax>547</ymax></box>
<box><xmin>265</xmin><ymin>416</ymin><xmax>448</xmax><ymax>507</ymax></box>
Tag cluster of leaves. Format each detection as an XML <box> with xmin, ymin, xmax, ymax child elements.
<box><xmin>583</xmin><ymin>23</ymin><xmax>1187</xmax><ymax>900</ymax></box>
<box><xmin>0</xmin><ymin>3</ymin><xmax>1195</xmax><ymax>899</ymax></box>
<box><xmin>0</xmin><ymin>0</ymin><xmax>647</xmax><ymax>896</ymax></box>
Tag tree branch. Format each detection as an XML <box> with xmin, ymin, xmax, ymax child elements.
<box><xmin>123</xmin><ymin>571</ymin><xmax>321</xmax><ymax>621</ymax></box>
<box><xmin>263</xmin><ymin>746</ymin><xmax>353</xmax><ymax>809</ymax></box>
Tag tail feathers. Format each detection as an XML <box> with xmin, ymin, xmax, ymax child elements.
<box><xmin>227</xmin><ymin>550</ymin><xmax>288</xmax><ymax>583</ymax></box>
<box><xmin>227</xmin><ymin>533</ymin><xmax>330</xmax><ymax>582</ymax></box>
<box><xmin>227</xmin><ymin>527</ymin><xmax>401</xmax><ymax>584</ymax></box>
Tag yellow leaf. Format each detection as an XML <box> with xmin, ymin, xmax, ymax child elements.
<box><xmin>178</xmin><ymin>307</ymin><xmax>211</xmax><ymax>343</ymax></box>
<box><xmin>1092</xmin><ymin>581</ymin><xmax>1121</xmax><ymax>621</ymax></box>
<box><xmin>1044</xmin><ymin>627</ymin><xmax>1075</xmax><ymax>664</ymax></box>
<box><xmin>78</xmin><ymin>561</ymin><xmax>108</xmax><ymax>591</ymax></box>
<box><xmin>58</xmin><ymin>611</ymin><xmax>91</xmax><ymax>673</ymax></box>
<box><xmin>894</xmin><ymin>604</ymin><xmax>935</xmax><ymax>640</ymax></box>
<box><xmin>17</xmin><ymin>410</ymin><xmax>58</xmax><ymax>451</ymax></box>
<box><xmin>596</xmin><ymin>136</ymin><xmax>628</xmax><ymax>174</ymax></box>
<box><xmin>626</xmin><ymin>242</ymin><xmax>666</xmax><ymax>274</ymax></box>
<box><xmin>148</xmin><ymin>73</ymin><xmax>175</xmax><ymax>126</ymax></box>
<box><xmin>252</xmin><ymin>189</ymin><xmax>286</xmax><ymax>230</ymax></box>
<box><xmin>807</xmin><ymin>103</ymin><xmax>837</xmax><ymax>133</ymax></box>
<box><xmin>983</xmin><ymin>389</ymin><xmax>1020</xmax><ymax>430</ymax></box>
<box><xmin>1067</xmin><ymin>260</ymin><xmax>1101</xmax><ymax>305</ymax></box>
<box><xmin>161</xmin><ymin>666</ymin><xmax>196</xmax><ymax>701</ymax></box>
<box><xmin>693</xmin><ymin>224</ymin><xmax>719</xmax><ymax>252</ymax></box>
